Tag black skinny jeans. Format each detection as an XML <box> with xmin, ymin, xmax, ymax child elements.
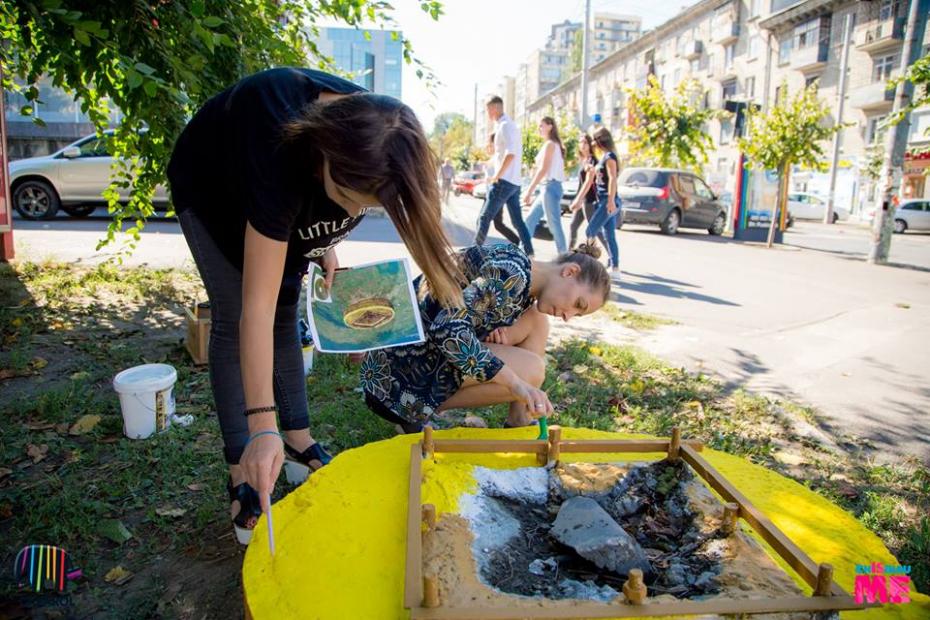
<box><xmin>178</xmin><ymin>209</ymin><xmax>309</xmax><ymax>465</ymax></box>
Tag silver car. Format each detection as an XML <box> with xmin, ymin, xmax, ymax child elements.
<box><xmin>9</xmin><ymin>133</ymin><xmax>169</xmax><ymax>220</ymax></box>
<box><xmin>892</xmin><ymin>198</ymin><xmax>930</xmax><ymax>233</ymax></box>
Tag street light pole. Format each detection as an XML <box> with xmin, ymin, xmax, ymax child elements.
<box><xmin>825</xmin><ymin>11</ymin><xmax>853</xmax><ymax>225</ymax></box>
<box><xmin>580</xmin><ymin>0</ymin><xmax>591</xmax><ymax>129</ymax></box>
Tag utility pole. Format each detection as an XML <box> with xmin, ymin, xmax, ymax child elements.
<box><xmin>580</xmin><ymin>0</ymin><xmax>591</xmax><ymax>129</ymax></box>
<box><xmin>825</xmin><ymin>11</ymin><xmax>853</xmax><ymax>225</ymax></box>
<box><xmin>868</xmin><ymin>0</ymin><xmax>928</xmax><ymax>263</ymax></box>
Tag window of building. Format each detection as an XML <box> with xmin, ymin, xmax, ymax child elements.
<box><xmin>778</xmin><ymin>37</ymin><xmax>792</xmax><ymax>64</ymax></box>
<box><xmin>873</xmin><ymin>54</ymin><xmax>897</xmax><ymax>83</ymax></box>
<box><xmin>805</xmin><ymin>75</ymin><xmax>820</xmax><ymax>89</ymax></box>
<box><xmin>793</xmin><ymin>18</ymin><xmax>821</xmax><ymax>50</ymax></box>
<box><xmin>749</xmin><ymin>35</ymin><xmax>762</xmax><ymax>60</ymax></box>
<box><xmin>720</xmin><ymin>117</ymin><xmax>734</xmax><ymax>145</ymax></box>
<box><xmin>722</xmin><ymin>79</ymin><xmax>738</xmax><ymax>100</ymax></box>
<box><xmin>909</xmin><ymin>110</ymin><xmax>930</xmax><ymax>143</ymax></box>
<box><xmin>750</xmin><ymin>0</ymin><xmax>762</xmax><ymax>18</ymax></box>
<box><xmin>745</xmin><ymin>76</ymin><xmax>756</xmax><ymax>98</ymax></box>
<box><xmin>724</xmin><ymin>43</ymin><xmax>735</xmax><ymax>69</ymax></box>
<box><xmin>674</xmin><ymin>68</ymin><xmax>682</xmax><ymax>83</ymax></box>
<box><xmin>690</xmin><ymin>58</ymin><xmax>700</xmax><ymax>73</ymax></box>
<box><xmin>879</xmin><ymin>0</ymin><xmax>898</xmax><ymax>21</ymax></box>
<box><xmin>775</xmin><ymin>83</ymin><xmax>786</xmax><ymax>103</ymax></box>
<box><xmin>866</xmin><ymin>115</ymin><xmax>887</xmax><ymax>144</ymax></box>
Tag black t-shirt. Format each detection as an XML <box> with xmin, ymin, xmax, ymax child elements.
<box><xmin>578</xmin><ymin>155</ymin><xmax>597</xmax><ymax>204</ymax></box>
<box><xmin>167</xmin><ymin>68</ymin><xmax>368</xmax><ymax>286</ymax></box>
<box><xmin>594</xmin><ymin>151</ymin><xmax>618</xmax><ymax>194</ymax></box>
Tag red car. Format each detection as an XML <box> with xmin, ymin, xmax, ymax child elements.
<box><xmin>453</xmin><ymin>171</ymin><xmax>485</xmax><ymax>196</ymax></box>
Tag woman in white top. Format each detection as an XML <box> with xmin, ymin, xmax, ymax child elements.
<box><xmin>522</xmin><ymin>116</ymin><xmax>567</xmax><ymax>254</ymax></box>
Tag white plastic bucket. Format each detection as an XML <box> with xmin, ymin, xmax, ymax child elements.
<box><xmin>112</xmin><ymin>364</ymin><xmax>178</xmax><ymax>439</ymax></box>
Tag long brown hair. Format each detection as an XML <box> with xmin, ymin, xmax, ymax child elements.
<box><xmin>283</xmin><ymin>94</ymin><xmax>464</xmax><ymax>307</ymax></box>
<box><xmin>592</xmin><ymin>126</ymin><xmax>617</xmax><ymax>154</ymax></box>
<box><xmin>541</xmin><ymin>116</ymin><xmax>564</xmax><ymax>157</ymax></box>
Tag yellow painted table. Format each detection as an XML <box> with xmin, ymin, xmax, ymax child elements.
<box><xmin>242</xmin><ymin>428</ymin><xmax>929</xmax><ymax>619</ymax></box>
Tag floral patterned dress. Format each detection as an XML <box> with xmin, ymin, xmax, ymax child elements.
<box><xmin>360</xmin><ymin>244</ymin><xmax>533</xmax><ymax>428</ymax></box>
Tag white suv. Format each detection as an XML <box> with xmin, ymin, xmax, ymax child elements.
<box><xmin>9</xmin><ymin>133</ymin><xmax>169</xmax><ymax>220</ymax></box>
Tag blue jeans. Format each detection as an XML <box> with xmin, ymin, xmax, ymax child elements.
<box><xmin>524</xmin><ymin>180</ymin><xmax>567</xmax><ymax>254</ymax></box>
<box><xmin>178</xmin><ymin>209</ymin><xmax>310</xmax><ymax>464</ymax></box>
<box><xmin>586</xmin><ymin>191</ymin><xmax>621</xmax><ymax>268</ymax></box>
<box><xmin>475</xmin><ymin>179</ymin><xmax>534</xmax><ymax>255</ymax></box>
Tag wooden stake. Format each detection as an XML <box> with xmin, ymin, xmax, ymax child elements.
<box><xmin>422</xmin><ymin>503</ymin><xmax>437</xmax><ymax>530</ymax></box>
<box><xmin>423</xmin><ymin>575</ymin><xmax>440</xmax><ymax>608</ymax></box>
<box><xmin>722</xmin><ymin>502</ymin><xmax>739</xmax><ymax>535</ymax></box>
<box><xmin>814</xmin><ymin>563</ymin><xmax>833</xmax><ymax>597</ymax></box>
<box><xmin>667</xmin><ymin>427</ymin><xmax>681</xmax><ymax>462</ymax></box>
<box><xmin>422</xmin><ymin>426</ymin><xmax>434</xmax><ymax>459</ymax></box>
<box><xmin>547</xmin><ymin>426</ymin><xmax>562</xmax><ymax>466</ymax></box>
<box><xmin>623</xmin><ymin>568</ymin><xmax>647</xmax><ymax>605</ymax></box>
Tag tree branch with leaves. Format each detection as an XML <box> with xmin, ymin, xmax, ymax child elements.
<box><xmin>738</xmin><ymin>83</ymin><xmax>843</xmax><ymax>246</ymax></box>
<box><xmin>0</xmin><ymin>0</ymin><xmax>443</xmax><ymax>254</ymax></box>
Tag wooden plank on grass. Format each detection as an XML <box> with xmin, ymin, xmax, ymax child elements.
<box><xmin>404</xmin><ymin>444</ymin><xmax>424</xmax><ymax>608</ymax></box>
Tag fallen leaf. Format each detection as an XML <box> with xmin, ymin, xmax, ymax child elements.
<box><xmin>0</xmin><ymin>368</ymin><xmax>24</xmax><ymax>381</ymax></box>
<box><xmin>11</xmin><ymin>317</ymin><xmax>23</xmax><ymax>327</ymax></box>
<box><xmin>97</xmin><ymin>519</ymin><xmax>133</xmax><ymax>544</ymax></box>
<box><xmin>69</xmin><ymin>414</ymin><xmax>101</xmax><ymax>436</ymax></box>
<box><xmin>104</xmin><ymin>565</ymin><xmax>134</xmax><ymax>585</ymax></box>
<box><xmin>25</xmin><ymin>421</ymin><xmax>56</xmax><ymax>431</ymax></box>
<box><xmin>186</xmin><ymin>483</ymin><xmax>206</xmax><ymax>492</ymax></box>
<box><xmin>0</xmin><ymin>467</ymin><xmax>12</xmax><ymax>480</ymax></box>
<box><xmin>26</xmin><ymin>444</ymin><xmax>49</xmax><ymax>464</ymax></box>
<box><xmin>70</xmin><ymin>371</ymin><xmax>90</xmax><ymax>381</ymax></box>
<box><xmin>572</xmin><ymin>364</ymin><xmax>589</xmax><ymax>375</ymax></box>
<box><xmin>55</xmin><ymin>423</ymin><xmax>70</xmax><ymax>435</ymax></box>
<box><xmin>156</xmin><ymin>506</ymin><xmax>187</xmax><ymax>518</ymax></box>
<box><xmin>0</xmin><ymin>502</ymin><xmax>13</xmax><ymax>519</ymax></box>
<box><xmin>30</xmin><ymin>357</ymin><xmax>48</xmax><ymax>370</ymax></box>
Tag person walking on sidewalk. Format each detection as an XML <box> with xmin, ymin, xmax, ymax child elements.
<box><xmin>574</xmin><ymin>126</ymin><xmax>621</xmax><ymax>273</ymax></box>
<box><xmin>522</xmin><ymin>116</ymin><xmax>567</xmax><ymax>254</ymax></box>
<box><xmin>568</xmin><ymin>134</ymin><xmax>608</xmax><ymax>251</ymax></box>
<box><xmin>440</xmin><ymin>158</ymin><xmax>454</xmax><ymax>205</ymax></box>
<box><xmin>485</xmin><ymin>132</ymin><xmax>521</xmax><ymax>245</ymax></box>
<box><xmin>473</xmin><ymin>96</ymin><xmax>535</xmax><ymax>255</ymax></box>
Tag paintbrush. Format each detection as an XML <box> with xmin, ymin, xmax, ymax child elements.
<box><xmin>266</xmin><ymin>495</ymin><xmax>275</xmax><ymax>557</ymax></box>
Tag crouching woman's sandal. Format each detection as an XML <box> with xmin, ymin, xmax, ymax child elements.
<box><xmin>283</xmin><ymin>442</ymin><xmax>333</xmax><ymax>485</ymax></box>
<box><xmin>227</xmin><ymin>479</ymin><xmax>262</xmax><ymax>545</ymax></box>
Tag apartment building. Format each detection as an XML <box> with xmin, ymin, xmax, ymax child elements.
<box><xmin>523</xmin><ymin>0</ymin><xmax>930</xmax><ymax>210</ymax></box>
<box><xmin>592</xmin><ymin>13</ymin><xmax>643</xmax><ymax>62</ymax></box>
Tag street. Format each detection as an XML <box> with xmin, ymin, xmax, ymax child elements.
<box><xmin>10</xmin><ymin>199</ymin><xmax>930</xmax><ymax>461</ymax></box>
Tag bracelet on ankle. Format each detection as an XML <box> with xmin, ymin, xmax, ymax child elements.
<box><xmin>245</xmin><ymin>430</ymin><xmax>282</xmax><ymax>446</ymax></box>
<box><xmin>244</xmin><ymin>405</ymin><xmax>277</xmax><ymax>417</ymax></box>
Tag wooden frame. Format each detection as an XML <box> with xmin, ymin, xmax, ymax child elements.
<box><xmin>404</xmin><ymin>426</ymin><xmax>867</xmax><ymax>619</ymax></box>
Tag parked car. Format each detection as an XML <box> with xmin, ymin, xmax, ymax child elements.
<box><xmin>787</xmin><ymin>192</ymin><xmax>849</xmax><ymax>223</ymax></box>
<box><xmin>618</xmin><ymin>168</ymin><xmax>727</xmax><ymax>235</ymax></box>
<box><xmin>884</xmin><ymin>198</ymin><xmax>930</xmax><ymax>233</ymax></box>
<box><xmin>9</xmin><ymin>132</ymin><xmax>170</xmax><ymax>220</ymax></box>
<box><xmin>559</xmin><ymin>176</ymin><xmax>579</xmax><ymax>213</ymax></box>
<box><xmin>452</xmin><ymin>171</ymin><xmax>484</xmax><ymax>196</ymax></box>
<box><xmin>472</xmin><ymin>182</ymin><xmax>488</xmax><ymax>200</ymax></box>
<box><xmin>717</xmin><ymin>190</ymin><xmax>794</xmax><ymax>229</ymax></box>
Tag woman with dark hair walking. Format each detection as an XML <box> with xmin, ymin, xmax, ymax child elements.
<box><xmin>575</xmin><ymin>126</ymin><xmax>621</xmax><ymax>273</ymax></box>
<box><xmin>522</xmin><ymin>116</ymin><xmax>567</xmax><ymax>254</ymax></box>
<box><xmin>167</xmin><ymin>68</ymin><xmax>463</xmax><ymax>543</ymax></box>
<box><xmin>568</xmin><ymin>134</ymin><xmax>608</xmax><ymax>251</ymax></box>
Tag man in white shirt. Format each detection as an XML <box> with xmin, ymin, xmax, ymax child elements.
<box><xmin>473</xmin><ymin>96</ymin><xmax>535</xmax><ymax>255</ymax></box>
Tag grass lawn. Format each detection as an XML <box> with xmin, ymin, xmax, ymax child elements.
<box><xmin>1</xmin><ymin>261</ymin><xmax>927</xmax><ymax>618</ymax></box>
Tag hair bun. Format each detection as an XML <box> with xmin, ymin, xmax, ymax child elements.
<box><xmin>573</xmin><ymin>243</ymin><xmax>602</xmax><ymax>260</ymax></box>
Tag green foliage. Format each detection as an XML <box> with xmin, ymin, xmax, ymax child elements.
<box><xmin>738</xmin><ymin>82</ymin><xmax>840</xmax><ymax>174</ymax></box>
<box><xmin>452</xmin><ymin>145</ymin><xmax>484</xmax><ymax>172</ymax></box>
<box><xmin>890</xmin><ymin>53</ymin><xmax>930</xmax><ymax>128</ymax></box>
<box><xmin>556</xmin><ymin>109</ymin><xmax>581</xmax><ymax>173</ymax></box>
<box><xmin>625</xmin><ymin>75</ymin><xmax>720</xmax><ymax>171</ymax></box>
<box><xmin>0</xmin><ymin>0</ymin><xmax>442</xmax><ymax>254</ymax></box>
<box><xmin>522</xmin><ymin>126</ymin><xmax>543</xmax><ymax>169</ymax></box>
<box><xmin>429</xmin><ymin>113</ymin><xmax>473</xmax><ymax>164</ymax></box>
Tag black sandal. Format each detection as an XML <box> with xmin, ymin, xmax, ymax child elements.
<box><xmin>283</xmin><ymin>442</ymin><xmax>333</xmax><ymax>484</ymax></box>
<box><xmin>227</xmin><ymin>479</ymin><xmax>262</xmax><ymax>545</ymax></box>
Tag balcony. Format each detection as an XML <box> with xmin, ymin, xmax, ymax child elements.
<box><xmin>790</xmin><ymin>41</ymin><xmax>828</xmax><ymax>72</ymax></box>
<box><xmin>684</xmin><ymin>40</ymin><xmax>703</xmax><ymax>60</ymax></box>
<box><xmin>849</xmin><ymin>81</ymin><xmax>896</xmax><ymax>111</ymax></box>
<box><xmin>713</xmin><ymin>20</ymin><xmax>740</xmax><ymax>44</ymax></box>
<box><xmin>857</xmin><ymin>18</ymin><xmax>905</xmax><ymax>54</ymax></box>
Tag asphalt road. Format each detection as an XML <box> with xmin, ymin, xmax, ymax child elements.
<box><xmin>9</xmin><ymin>202</ymin><xmax>930</xmax><ymax>461</ymax></box>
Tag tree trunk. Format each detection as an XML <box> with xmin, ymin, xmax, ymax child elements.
<box><xmin>766</xmin><ymin>163</ymin><xmax>788</xmax><ymax>248</ymax></box>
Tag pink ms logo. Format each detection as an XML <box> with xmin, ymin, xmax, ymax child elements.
<box><xmin>855</xmin><ymin>562</ymin><xmax>911</xmax><ymax>604</ymax></box>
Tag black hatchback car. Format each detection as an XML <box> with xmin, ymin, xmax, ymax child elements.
<box><xmin>618</xmin><ymin>168</ymin><xmax>727</xmax><ymax>235</ymax></box>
